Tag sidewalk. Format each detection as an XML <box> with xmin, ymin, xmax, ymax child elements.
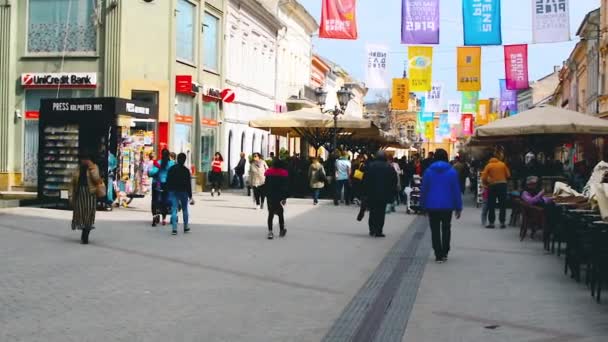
<box><xmin>402</xmin><ymin>202</ymin><xmax>608</xmax><ymax>342</ymax></box>
<box><xmin>0</xmin><ymin>192</ymin><xmax>414</xmax><ymax>342</ymax></box>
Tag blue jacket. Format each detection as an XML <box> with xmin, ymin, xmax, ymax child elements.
<box><xmin>148</xmin><ymin>160</ymin><xmax>176</xmax><ymax>184</ymax></box>
<box><xmin>421</xmin><ymin>161</ymin><xmax>463</xmax><ymax>211</ymax></box>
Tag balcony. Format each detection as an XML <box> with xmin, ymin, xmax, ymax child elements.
<box><xmin>286</xmin><ymin>85</ymin><xmax>318</xmax><ymax>111</ymax></box>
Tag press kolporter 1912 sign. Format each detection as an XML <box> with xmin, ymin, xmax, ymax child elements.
<box><xmin>21</xmin><ymin>73</ymin><xmax>97</xmax><ymax>88</ymax></box>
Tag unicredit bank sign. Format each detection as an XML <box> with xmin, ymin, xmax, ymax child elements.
<box><xmin>21</xmin><ymin>73</ymin><xmax>97</xmax><ymax>89</ymax></box>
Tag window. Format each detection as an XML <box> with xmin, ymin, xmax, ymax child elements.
<box><xmin>176</xmin><ymin>0</ymin><xmax>196</xmax><ymax>63</ymax></box>
<box><xmin>406</xmin><ymin>121</ymin><xmax>416</xmax><ymax>140</ymax></box>
<box><xmin>175</xmin><ymin>94</ymin><xmax>194</xmax><ymax>116</ymax></box>
<box><xmin>131</xmin><ymin>90</ymin><xmax>159</xmax><ymax>105</ymax></box>
<box><xmin>203</xmin><ymin>12</ymin><xmax>220</xmax><ymax>71</ymax></box>
<box><xmin>202</xmin><ymin>101</ymin><xmax>218</xmax><ymax>120</ymax></box>
<box><xmin>28</xmin><ymin>0</ymin><xmax>97</xmax><ymax>53</ymax></box>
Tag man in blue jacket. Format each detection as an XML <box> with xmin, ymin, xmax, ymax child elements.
<box><xmin>421</xmin><ymin>149</ymin><xmax>463</xmax><ymax>263</ymax></box>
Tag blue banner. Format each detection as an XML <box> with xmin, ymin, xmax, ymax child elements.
<box><xmin>438</xmin><ymin>114</ymin><xmax>449</xmax><ymax>136</ymax></box>
<box><xmin>462</xmin><ymin>0</ymin><xmax>502</xmax><ymax>46</ymax></box>
<box><xmin>420</xmin><ymin>112</ymin><xmax>434</xmax><ymax>122</ymax></box>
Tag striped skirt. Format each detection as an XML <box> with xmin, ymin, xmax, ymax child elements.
<box><xmin>72</xmin><ymin>185</ymin><xmax>96</xmax><ymax>230</ymax></box>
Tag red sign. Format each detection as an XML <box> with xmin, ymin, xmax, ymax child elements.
<box><xmin>462</xmin><ymin>114</ymin><xmax>474</xmax><ymax>136</ymax></box>
<box><xmin>319</xmin><ymin>0</ymin><xmax>358</xmax><ymax>40</ymax></box>
<box><xmin>201</xmin><ymin>119</ymin><xmax>219</xmax><ymax>126</ymax></box>
<box><xmin>504</xmin><ymin>44</ymin><xmax>529</xmax><ymax>90</ymax></box>
<box><xmin>21</xmin><ymin>73</ymin><xmax>97</xmax><ymax>89</ymax></box>
<box><xmin>176</xmin><ymin>75</ymin><xmax>193</xmax><ymax>94</ymax></box>
<box><xmin>25</xmin><ymin>111</ymin><xmax>39</xmax><ymax>120</ymax></box>
<box><xmin>221</xmin><ymin>88</ymin><xmax>236</xmax><ymax>103</ymax></box>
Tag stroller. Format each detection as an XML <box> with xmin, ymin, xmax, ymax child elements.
<box><xmin>405</xmin><ymin>175</ymin><xmax>423</xmax><ymax>214</ymax></box>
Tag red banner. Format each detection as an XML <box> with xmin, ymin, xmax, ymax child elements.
<box><xmin>462</xmin><ymin>113</ymin><xmax>474</xmax><ymax>136</ymax></box>
<box><xmin>504</xmin><ymin>44</ymin><xmax>529</xmax><ymax>90</ymax></box>
<box><xmin>319</xmin><ymin>0</ymin><xmax>358</xmax><ymax>40</ymax></box>
<box><xmin>176</xmin><ymin>75</ymin><xmax>193</xmax><ymax>94</ymax></box>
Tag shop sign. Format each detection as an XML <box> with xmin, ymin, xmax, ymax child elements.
<box><xmin>221</xmin><ymin>88</ymin><xmax>236</xmax><ymax>103</ymax></box>
<box><xmin>203</xmin><ymin>86</ymin><xmax>222</xmax><ymax>101</ymax></box>
<box><xmin>175</xmin><ymin>115</ymin><xmax>193</xmax><ymax>124</ymax></box>
<box><xmin>21</xmin><ymin>72</ymin><xmax>97</xmax><ymax>88</ymax></box>
<box><xmin>124</xmin><ymin>102</ymin><xmax>150</xmax><ymax>115</ymax></box>
<box><xmin>176</xmin><ymin>75</ymin><xmax>193</xmax><ymax>94</ymax></box>
<box><xmin>201</xmin><ymin>119</ymin><xmax>218</xmax><ymax>126</ymax></box>
<box><xmin>25</xmin><ymin>111</ymin><xmax>40</xmax><ymax>120</ymax></box>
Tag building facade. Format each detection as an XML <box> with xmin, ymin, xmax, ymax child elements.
<box><xmin>222</xmin><ymin>0</ymin><xmax>282</xmax><ymax>175</ymax></box>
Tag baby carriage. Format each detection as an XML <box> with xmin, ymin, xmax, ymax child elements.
<box><xmin>405</xmin><ymin>175</ymin><xmax>423</xmax><ymax>214</ymax></box>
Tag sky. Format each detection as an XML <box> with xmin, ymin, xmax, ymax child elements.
<box><xmin>298</xmin><ymin>0</ymin><xmax>600</xmax><ymax>105</ymax></box>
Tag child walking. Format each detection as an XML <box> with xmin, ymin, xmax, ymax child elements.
<box><xmin>264</xmin><ymin>159</ymin><xmax>289</xmax><ymax>240</ymax></box>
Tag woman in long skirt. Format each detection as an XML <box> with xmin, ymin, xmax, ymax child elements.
<box><xmin>70</xmin><ymin>152</ymin><xmax>102</xmax><ymax>244</ymax></box>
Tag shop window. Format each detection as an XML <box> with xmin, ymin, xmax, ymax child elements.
<box><xmin>174</xmin><ymin>124</ymin><xmax>192</xmax><ymax>165</ymax></box>
<box><xmin>203</xmin><ymin>12</ymin><xmax>220</xmax><ymax>71</ymax></box>
<box><xmin>28</xmin><ymin>0</ymin><xmax>97</xmax><ymax>54</ymax></box>
<box><xmin>202</xmin><ymin>101</ymin><xmax>218</xmax><ymax>120</ymax></box>
<box><xmin>176</xmin><ymin>0</ymin><xmax>196</xmax><ymax>64</ymax></box>
<box><xmin>131</xmin><ymin>90</ymin><xmax>159</xmax><ymax>105</ymax></box>
<box><xmin>175</xmin><ymin>94</ymin><xmax>194</xmax><ymax>116</ymax></box>
<box><xmin>200</xmin><ymin>128</ymin><xmax>216</xmax><ymax>172</ymax></box>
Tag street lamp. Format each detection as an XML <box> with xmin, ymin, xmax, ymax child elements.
<box><xmin>315</xmin><ymin>86</ymin><xmax>353</xmax><ymax>151</ymax></box>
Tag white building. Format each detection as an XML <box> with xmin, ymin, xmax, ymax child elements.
<box><xmin>222</xmin><ymin>0</ymin><xmax>283</xmax><ymax>174</ymax></box>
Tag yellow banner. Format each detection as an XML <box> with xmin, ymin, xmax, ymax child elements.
<box><xmin>476</xmin><ymin>99</ymin><xmax>491</xmax><ymax>125</ymax></box>
<box><xmin>391</xmin><ymin>78</ymin><xmax>409</xmax><ymax>110</ymax></box>
<box><xmin>457</xmin><ymin>47</ymin><xmax>481</xmax><ymax>92</ymax></box>
<box><xmin>424</xmin><ymin>121</ymin><xmax>435</xmax><ymax>141</ymax></box>
<box><xmin>488</xmin><ymin>113</ymin><xmax>498</xmax><ymax>123</ymax></box>
<box><xmin>408</xmin><ymin>46</ymin><xmax>433</xmax><ymax>92</ymax></box>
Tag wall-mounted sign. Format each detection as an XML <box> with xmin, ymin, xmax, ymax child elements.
<box><xmin>21</xmin><ymin>73</ymin><xmax>97</xmax><ymax>89</ymax></box>
<box><xmin>25</xmin><ymin>111</ymin><xmax>40</xmax><ymax>120</ymax></box>
<box><xmin>201</xmin><ymin>119</ymin><xmax>218</xmax><ymax>126</ymax></box>
<box><xmin>221</xmin><ymin>88</ymin><xmax>236</xmax><ymax>103</ymax></box>
<box><xmin>203</xmin><ymin>86</ymin><xmax>222</xmax><ymax>101</ymax></box>
<box><xmin>176</xmin><ymin>75</ymin><xmax>193</xmax><ymax>94</ymax></box>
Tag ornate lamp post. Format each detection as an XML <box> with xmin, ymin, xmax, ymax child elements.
<box><xmin>315</xmin><ymin>86</ymin><xmax>353</xmax><ymax>151</ymax></box>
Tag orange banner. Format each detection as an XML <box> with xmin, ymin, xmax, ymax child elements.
<box><xmin>476</xmin><ymin>99</ymin><xmax>490</xmax><ymax>125</ymax></box>
<box><xmin>391</xmin><ymin>78</ymin><xmax>409</xmax><ymax>110</ymax></box>
<box><xmin>457</xmin><ymin>46</ymin><xmax>481</xmax><ymax>91</ymax></box>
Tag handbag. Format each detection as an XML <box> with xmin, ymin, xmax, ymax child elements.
<box><xmin>353</xmin><ymin>165</ymin><xmax>365</xmax><ymax>181</ymax></box>
<box><xmin>317</xmin><ymin>168</ymin><xmax>327</xmax><ymax>183</ymax></box>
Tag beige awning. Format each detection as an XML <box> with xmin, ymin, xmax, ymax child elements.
<box><xmin>475</xmin><ymin>105</ymin><xmax>608</xmax><ymax>137</ymax></box>
<box><xmin>249</xmin><ymin>108</ymin><xmax>372</xmax><ymax>136</ymax></box>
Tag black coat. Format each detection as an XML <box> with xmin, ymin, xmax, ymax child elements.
<box><xmin>362</xmin><ymin>160</ymin><xmax>398</xmax><ymax>204</ymax></box>
<box><xmin>264</xmin><ymin>167</ymin><xmax>290</xmax><ymax>201</ymax></box>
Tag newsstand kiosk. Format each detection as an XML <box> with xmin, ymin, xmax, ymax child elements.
<box><xmin>38</xmin><ymin>97</ymin><xmax>159</xmax><ymax>206</ymax></box>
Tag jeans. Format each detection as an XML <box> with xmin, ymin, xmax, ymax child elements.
<box><xmin>312</xmin><ymin>189</ymin><xmax>321</xmax><ymax>203</ymax></box>
<box><xmin>428</xmin><ymin>211</ymin><xmax>452</xmax><ymax>259</ymax></box>
<box><xmin>335</xmin><ymin>179</ymin><xmax>351</xmax><ymax>204</ymax></box>
<box><xmin>368</xmin><ymin>201</ymin><xmax>387</xmax><ymax>235</ymax></box>
<box><xmin>170</xmin><ymin>191</ymin><xmax>189</xmax><ymax>231</ymax></box>
<box><xmin>481</xmin><ymin>200</ymin><xmax>489</xmax><ymax>226</ymax></box>
<box><xmin>237</xmin><ymin>173</ymin><xmax>245</xmax><ymax>189</ymax></box>
<box><xmin>488</xmin><ymin>183</ymin><xmax>508</xmax><ymax>225</ymax></box>
<box><xmin>253</xmin><ymin>186</ymin><xmax>266</xmax><ymax>206</ymax></box>
<box><xmin>267</xmin><ymin>200</ymin><xmax>285</xmax><ymax>231</ymax></box>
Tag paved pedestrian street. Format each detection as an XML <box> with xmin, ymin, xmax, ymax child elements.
<box><xmin>1</xmin><ymin>193</ymin><xmax>608</xmax><ymax>341</ymax></box>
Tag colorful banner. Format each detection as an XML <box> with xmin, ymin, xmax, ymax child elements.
<box><xmin>424</xmin><ymin>121</ymin><xmax>435</xmax><ymax>141</ymax></box>
<box><xmin>533</xmin><ymin>0</ymin><xmax>570</xmax><ymax>43</ymax></box>
<box><xmin>425</xmin><ymin>83</ymin><xmax>443</xmax><ymax>112</ymax></box>
<box><xmin>461</xmin><ymin>91</ymin><xmax>479</xmax><ymax>114</ymax></box>
<box><xmin>488</xmin><ymin>113</ymin><xmax>499</xmax><ymax>123</ymax></box>
<box><xmin>438</xmin><ymin>113</ymin><xmax>450</xmax><ymax>136</ymax></box>
<box><xmin>319</xmin><ymin>0</ymin><xmax>358</xmax><ymax>40</ymax></box>
<box><xmin>366</xmin><ymin>45</ymin><xmax>388</xmax><ymax>88</ymax></box>
<box><xmin>421</xmin><ymin>112</ymin><xmax>434</xmax><ymax>122</ymax></box>
<box><xmin>504</xmin><ymin>44</ymin><xmax>529</xmax><ymax>90</ymax></box>
<box><xmin>462</xmin><ymin>0</ymin><xmax>502</xmax><ymax>45</ymax></box>
<box><xmin>408</xmin><ymin>46</ymin><xmax>433</xmax><ymax>92</ymax></box>
<box><xmin>416</xmin><ymin>112</ymin><xmax>425</xmax><ymax>133</ymax></box>
<box><xmin>401</xmin><ymin>0</ymin><xmax>440</xmax><ymax>44</ymax></box>
<box><xmin>391</xmin><ymin>78</ymin><xmax>410</xmax><ymax>110</ymax></box>
<box><xmin>457</xmin><ymin>47</ymin><xmax>481</xmax><ymax>91</ymax></box>
<box><xmin>476</xmin><ymin>99</ymin><xmax>490</xmax><ymax>125</ymax></box>
<box><xmin>419</xmin><ymin>96</ymin><xmax>426</xmax><ymax>112</ymax></box>
<box><xmin>448</xmin><ymin>100</ymin><xmax>462</xmax><ymax>124</ymax></box>
<box><xmin>462</xmin><ymin>113</ymin><xmax>474</xmax><ymax>136</ymax></box>
<box><xmin>499</xmin><ymin>79</ymin><xmax>518</xmax><ymax>115</ymax></box>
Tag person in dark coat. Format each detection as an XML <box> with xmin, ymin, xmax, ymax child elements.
<box><xmin>421</xmin><ymin>149</ymin><xmax>463</xmax><ymax>263</ymax></box>
<box><xmin>234</xmin><ymin>152</ymin><xmax>246</xmax><ymax>189</ymax></box>
<box><xmin>166</xmin><ymin>153</ymin><xmax>193</xmax><ymax>235</ymax></box>
<box><xmin>264</xmin><ymin>158</ymin><xmax>290</xmax><ymax>240</ymax></box>
<box><xmin>362</xmin><ymin>151</ymin><xmax>398</xmax><ymax>238</ymax></box>
<box><xmin>421</xmin><ymin>151</ymin><xmax>435</xmax><ymax>174</ymax></box>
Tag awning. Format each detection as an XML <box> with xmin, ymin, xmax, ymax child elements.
<box><xmin>475</xmin><ymin>105</ymin><xmax>608</xmax><ymax>138</ymax></box>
